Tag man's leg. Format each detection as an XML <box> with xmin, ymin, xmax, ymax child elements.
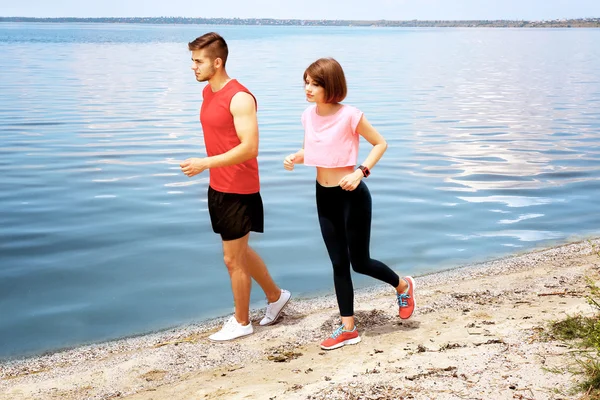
<box><xmin>222</xmin><ymin>233</ymin><xmax>252</xmax><ymax>325</ymax></box>
<box><xmin>244</xmin><ymin>239</ymin><xmax>291</xmax><ymax>326</ymax></box>
<box><xmin>246</xmin><ymin>245</ymin><xmax>281</xmax><ymax>303</ymax></box>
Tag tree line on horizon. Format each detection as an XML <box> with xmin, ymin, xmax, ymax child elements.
<box><xmin>1</xmin><ymin>16</ymin><xmax>600</xmax><ymax>28</ymax></box>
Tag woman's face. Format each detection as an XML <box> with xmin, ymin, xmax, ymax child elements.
<box><xmin>304</xmin><ymin>74</ymin><xmax>325</xmax><ymax>103</ymax></box>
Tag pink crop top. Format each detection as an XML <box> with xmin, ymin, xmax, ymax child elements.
<box><xmin>301</xmin><ymin>104</ymin><xmax>363</xmax><ymax>168</ymax></box>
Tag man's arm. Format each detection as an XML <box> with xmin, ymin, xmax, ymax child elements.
<box><xmin>180</xmin><ymin>91</ymin><xmax>258</xmax><ymax>177</ymax></box>
<box><xmin>206</xmin><ymin>91</ymin><xmax>258</xmax><ymax>168</ymax></box>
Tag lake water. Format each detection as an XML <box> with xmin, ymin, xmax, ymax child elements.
<box><xmin>1</xmin><ymin>23</ymin><xmax>599</xmax><ymax>360</ymax></box>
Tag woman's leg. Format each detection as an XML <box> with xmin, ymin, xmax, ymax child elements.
<box><xmin>316</xmin><ymin>183</ymin><xmax>354</xmax><ymax>318</ymax></box>
<box><xmin>344</xmin><ymin>182</ymin><xmax>416</xmax><ymax>319</ymax></box>
<box><xmin>345</xmin><ymin>182</ymin><xmax>401</xmax><ymax>288</ymax></box>
<box><xmin>316</xmin><ymin>183</ymin><xmax>365</xmax><ymax>349</ymax></box>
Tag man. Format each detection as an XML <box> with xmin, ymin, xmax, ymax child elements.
<box><xmin>181</xmin><ymin>32</ymin><xmax>291</xmax><ymax>341</ymax></box>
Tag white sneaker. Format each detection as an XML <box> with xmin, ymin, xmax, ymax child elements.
<box><xmin>259</xmin><ymin>289</ymin><xmax>292</xmax><ymax>326</ymax></box>
<box><xmin>208</xmin><ymin>316</ymin><xmax>253</xmax><ymax>342</ymax></box>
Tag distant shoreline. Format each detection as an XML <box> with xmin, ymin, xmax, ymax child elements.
<box><xmin>1</xmin><ymin>16</ymin><xmax>600</xmax><ymax>28</ymax></box>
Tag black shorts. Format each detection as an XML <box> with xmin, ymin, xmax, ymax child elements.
<box><xmin>207</xmin><ymin>186</ymin><xmax>264</xmax><ymax>241</ymax></box>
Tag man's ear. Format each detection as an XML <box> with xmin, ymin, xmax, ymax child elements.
<box><xmin>214</xmin><ymin>57</ymin><xmax>223</xmax><ymax>69</ymax></box>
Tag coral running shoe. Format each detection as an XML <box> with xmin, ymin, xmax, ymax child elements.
<box><xmin>397</xmin><ymin>276</ymin><xmax>416</xmax><ymax>319</ymax></box>
<box><xmin>320</xmin><ymin>325</ymin><xmax>361</xmax><ymax>350</ymax></box>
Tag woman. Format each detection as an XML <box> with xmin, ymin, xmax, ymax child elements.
<box><xmin>283</xmin><ymin>58</ymin><xmax>416</xmax><ymax>350</ymax></box>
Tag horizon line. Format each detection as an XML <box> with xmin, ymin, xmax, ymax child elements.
<box><xmin>2</xmin><ymin>16</ymin><xmax>600</xmax><ymax>22</ymax></box>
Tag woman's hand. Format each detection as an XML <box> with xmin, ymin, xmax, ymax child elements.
<box><xmin>339</xmin><ymin>170</ymin><xmax>363</xmax><ymax>191</ymax></box>
<box><xmin>283</xmin><ymin>153</ymin><xmax>296</xmax><ymax>171</ymax></box>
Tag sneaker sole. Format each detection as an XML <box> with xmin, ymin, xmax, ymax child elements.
<box><xmin>320</xmin><ymin>336</ymin><xmax>361</xmax><ymax>350</ymax></box>
<box><xmin>400</xmin><ymin>276</ymin><xmax>416</xmax><ymax>319</ymax></box>
<box><xmin>259</xmin><ymin>292</ymin><xmax>292</xmax><ymax>326</ymax></box>
<box><xmin>208</xmin><ymin>330</ymin><xmax>254</xmax><ymax>342</ymax></box>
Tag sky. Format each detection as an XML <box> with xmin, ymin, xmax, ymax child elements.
<box><xmin>1</xmin><ymin>0</ymin><xmax>599</xmax><ymax>20</ymax></box>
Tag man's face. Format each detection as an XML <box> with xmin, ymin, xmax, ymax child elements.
<box><xmin>191</xmin><ymin>50</ymin><xmax>216</xmax><ymax>82</ymax></box>
<box><xmin>304</xmin><ymin>74</ymin><xmax>325</xmax><ymax>103</ymax></box>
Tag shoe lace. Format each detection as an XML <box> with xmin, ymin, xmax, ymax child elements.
<box><xmin>223</xmin><ymin>316</ymin><xmax>238</xmax><ymax>329</ymax></box>
<box><xmin>265</xmin><ymin>299</ymin><xmax>273</xmax><ymax>311</ymax></box>
<box><xmin>263</xmin><ymin>299</ymin><xmax>276</xmax><ymax>318</ymax></box>
<box><xmin>397</xmin><ymin>292</ymin><xmax>410</xmax><ymax>307</ymax></box>
<box><xmin>331</xmin><ymin>325</ymin><xmax>345</xmax><ymax>339</ymax></box>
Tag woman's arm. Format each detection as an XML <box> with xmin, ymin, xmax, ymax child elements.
<box><xmin>338</xmin><ymin>115</ymin><xmax>388</xmax><ymax>190</ymax></box>
<box><xmin>355</xmin><ymin>115</ymin><xmax>388</xmax><ymax>172</ymax></box>
<box><xmin>284</xmin><ymin>136</ymin><xmax>305</xmax><ymax>171</ymax></box>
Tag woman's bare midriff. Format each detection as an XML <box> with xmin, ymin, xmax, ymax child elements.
<box><xmin>316</xmin><ymin>166</ymin><xmax>356</xmax><ymax>187</ymax></box>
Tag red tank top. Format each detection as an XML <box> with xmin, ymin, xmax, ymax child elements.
<box><xmin>200</xmin><ymin>80</ymin><xmax>260</xmax><ymax>194</ymax></box>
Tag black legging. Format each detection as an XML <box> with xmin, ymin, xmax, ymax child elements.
<box><xmin>316</xmin><ymin>181</ymin><xmax>400</xmax><ymax>317</ymax></box>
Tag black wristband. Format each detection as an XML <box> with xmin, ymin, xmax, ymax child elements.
<box><xmin>358</xmin><ymin>165</ymin><xmax>370</xmax><ymax>178</ymax></box>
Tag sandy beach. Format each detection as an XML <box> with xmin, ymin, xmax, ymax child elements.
<box><xmin>1</xmin><ymin>238</ymin><xmax>599</xmax><ymax>400</ymax></box>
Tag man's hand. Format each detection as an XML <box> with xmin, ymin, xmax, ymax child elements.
<box><xmin>283</xmin><ymin>153</ymin><xmax>296</xmax><ymax>171</ymax></box>
<box><xmin>339</xmin><ymin>170</ymin><xmax>363</xmax><ymax>191</ymax></box>
<box><xmin>180</xmin><ymin>158</ymin><xmax>209</xmax><ymax>177</ymax></box>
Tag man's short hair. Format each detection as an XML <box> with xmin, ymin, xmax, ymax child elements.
<box><xmin>188</xmin><ymin>32</ymin><xmax>229</xmax><ymax>66</ymax></box>
<box><xmin>303</xmin><ymin>58</ymin><xmax>347</xmax><ymax>103</ymax></box>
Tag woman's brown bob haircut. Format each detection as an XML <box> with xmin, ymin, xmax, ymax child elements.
<box><xmin>303</xmin><ymin>58</ymin><xmax>347</xmax><ymax>103</ymax></box>
<box><xmin>188</xmin><ymin>32</ymin><xmax>229</xmax><ymax>66</ymax></box>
